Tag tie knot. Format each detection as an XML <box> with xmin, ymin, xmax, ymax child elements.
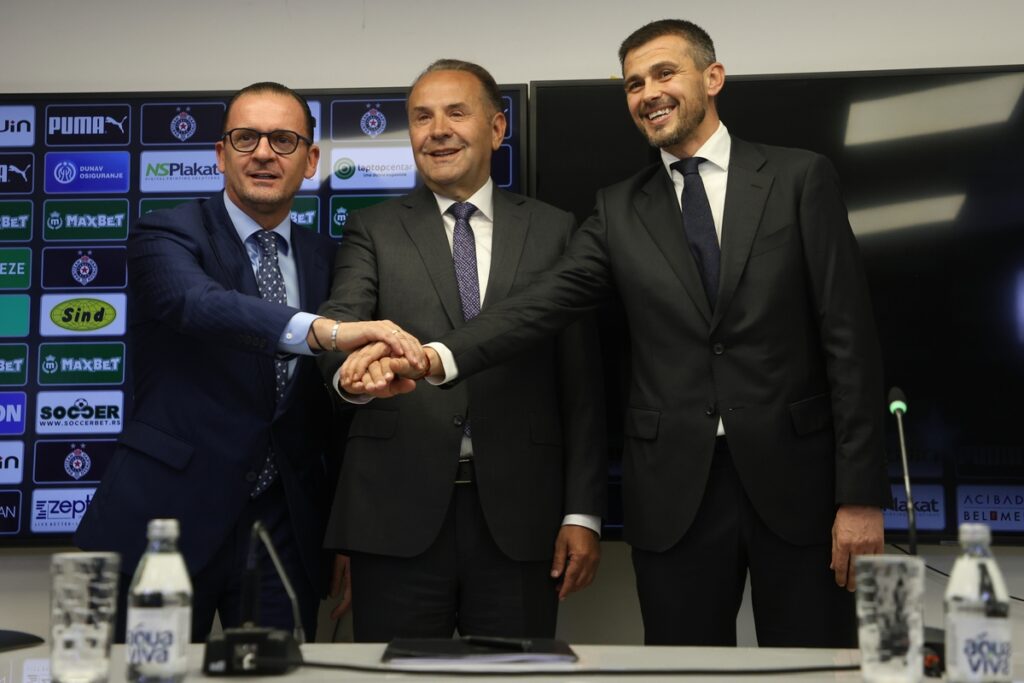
<box><xmin>253</xmin><ymin>230</ymin><xmax>280</xmax><ymax>257</ymax></box>
<box><xmin>672</xmin><ymin>157</ymin><xmax>706</xmax><ymax>177</ymax></box>
<box><xmin>448</xmin><ymin>201</ymin><xmax>478</xmax><ymax>222</ymax></box>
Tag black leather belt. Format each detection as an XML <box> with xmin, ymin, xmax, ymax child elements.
<box><xmin>455</xmin><ymin>457</ymin><xmax>474</xmax><ymax>484</ymax></box>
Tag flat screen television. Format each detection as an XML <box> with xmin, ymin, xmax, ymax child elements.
<box><xmin>0</xmin><ymin>84</ymin><xmax>527</xmax><ymax>544</ymax></box>
<box><xmin>531</xmin><ymin>66</ymin><xmax>1024</xmax><ymax>543</ymax></box>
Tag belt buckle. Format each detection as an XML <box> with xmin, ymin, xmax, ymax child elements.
<box><xmin>455</xmin><ymin>457</ymin><xmax>474</xmax><ymax>485</ymax></box>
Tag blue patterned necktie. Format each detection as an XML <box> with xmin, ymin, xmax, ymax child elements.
<box><xmin>671</xmin><ymin>157</ymin><xmax>720</xmax><ymax>308</ymax></box>
<box><xmin>251</xmin><ymin>230</ymin><xmax>287</xmax><ymax>497</ymax></box>
<box><xmin>448</xmin><ymin>201</ymin><xmax>479</xmax><ymax>438</ymax></box>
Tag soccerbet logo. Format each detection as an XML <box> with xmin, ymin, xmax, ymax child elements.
<box><xmin>0</xmin><ymin>441</ymin><xmax>24</xmax><ymax>485</ymax></box>
<box><xmin>0</xmin><ymin>153</ymin><xmax>34</xmax><ymax>194</ymax></box>
<box><xmin>45</xmin><ymin>104</ymin><xmax>131</xmax><ymax>146</ymax></box>
<box><xmin>36</xmin><ymin>390</ymin><xmax>123</xmax><ymax>435</ymax></box>
<box><xmin>31</xmin><ymin>487</ymin><xmax>95</xmax><ymax>533</ymax></box>
<box><xmin>44</xmin><ymin>152</ymin><xmax>131</xmax><ymax>194</ymax></box>
<box><xmin>43</xmin><ymin>199</ymin><xmax>130</xmax><ymax>241</ymax></box>
<box><xmin>140</xmin><ymin>151</ymin><xmax>223</xmax><ymax>193</ymax></box>
<box><xmin>40</xmin><ymin>293</ymin><xmax>127</xmax><ymax>337</ymax></box>
<box><xmin>0</xmin><ymin>105</ymin><xmax>35</xmax><ymax>147</ymax></box>
<box><xmin>0</xmin><ymin>392</ymin><xmax>27</xmax><ymax>436</ymax></box>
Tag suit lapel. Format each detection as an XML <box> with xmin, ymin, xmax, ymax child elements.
<box><xmin>713</xmin><ymin>138</ymin><xmax>773</xmax><ymax>332</ymax></box>
<box><xmin>400</xmin><ymin>186</ymin><xmax>465</xmax><ymax>328</ymax></box>
<box><xmin>482</xmin><ymin>189</ymin><xmax>528</xmax><ymax>307</ymax></box>
<box><xmin>634</xmin><ymin>165</ymin><xmax>713</xmax><ymax>323</ymax></box>
<box><xmin>289</xmin><ymin>222</ymin><xmax>327</xmax><ymax>312</ymax></box>
<box><xmin>203</xmin><ymin>193</ymin><xmax>260</xmax><ymax>298</ymax></box>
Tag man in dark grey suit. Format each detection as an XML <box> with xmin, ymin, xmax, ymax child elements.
<box><xmin>317</xmin><ymin>59</ymin><xmax>606</xmax><ymax>641</ymax></box>
<box><xmin>343</xmin><ymin>22</ymin><xmax>890</xmax><ymax>648</ymax></box>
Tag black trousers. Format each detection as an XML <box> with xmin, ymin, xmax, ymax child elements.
<box><xmin>631</xmin><ymin>438</ymin><xmax>856</xmax><ymax>647</ymax></box>
<box><xmin>115</xmin><ymin>481</ymin><xmax>318</xmax><ymax>643</ymax></box>
<box><xmin>347</xmin><ymin>482</ymin><xmax>558</xmax><ymax>642</ymax></box>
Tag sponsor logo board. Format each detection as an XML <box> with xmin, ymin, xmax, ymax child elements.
<box><xmin>884</xmin><ymin>483</ymin><xmax>946</xmax><ymax>531</ymax></box>
<box><xmin>41</xmin><ymin>246</ymin><xmax>127</xmax><ymax>289</ymax></box>
<box><xmin>43</xmin><ymin>199</ymin><xmax>130</xmax><ymax>241</ymax></box>
<box><xmin>45</xmin><ymin>104</ymin><xmax>131</xmax><ymax>146</ymax></box>
<box><xmin>40</xmin><ymin>293</ymin><xmax>126</xmax><ymax>337</ymax></box>
<box><xmin>330</xmin><ymin>99</ymin><xmax>407</xmax><ymax>143</ymax></box>
<box><xmin>139</xmin><ymin>197</ymin><xmax>198</xmax><ymax>215</ymax></box>
<box><xmin>492</xmin><ymin>144</ymin><xmax>512</xmax><ymax>188</ymax></box>
<box><xmin>290</xmin><ymin>196</ymin><xmax>319</xmax><ymax>231</ymax></box>
<box><xmin>34</xmin><ymin>439</ymin><xmax>115</xmax><ymax>484</ymax></box>
<box><xmin>0</xmin><ymin>344</ymin><xmax>28</xmax><ymax>386</ymax></box>
<box><xmin>328</xmin><ymin>195</ymin><xmax>397</xmax><ymax>238</ymax></box>
<box><xmin>44</xmin><ymin>151</ymin><xmax>130</xmax><ymax>194</ymax></box>
<box><xmin>957</xmin><ymin>485</ymin><xmax>1024</xmax><ymax>532</ymax></box>
<box><xmin>140</xmin><ymin>150</ymin><xmax>222</xmax><ymax>193</ymax></box>
<box><xmin>38</xmin><ymin>342</ymin><xmax>125</xmax><ymax>385</ymax></box>
<box><xmin>35</xmin><ymin>390</ymin><xmax>123</xmax><ymax>435</ymax></box>
<box><xmin>0</xmin><ymin>295</ymin><xmax>30</xmax><ymax>337</ymax></box>
<box><xmin>0</xmin><ymin>489</ymin><xmax>21</xmax><ymax>534</ymax></box>
<box><xmin>31</xmin><ymin>487</ymin><xmax>95</xmax><ymax>533</ymax></box>
<box><xmin>0</xmin><ymin>200</ymin><xmax>32</xmax><ymax>242</ymax></box>
<box><xmin>329</xmin><ymin>147</ymin><xmax>416</xmax><ymax>191</ymax></box>
<box><xmin>0</xmin><ymin>441</ymin><xmax>24</xmax><ymax>485</ymax></box>
<box><xmin>0</xmin><ymin>105</ymin><xmax>35</xmax><ymax>147</ymax></box>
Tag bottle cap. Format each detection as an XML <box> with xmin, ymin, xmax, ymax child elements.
<box><xmin>958</xmin><ymin>522</ymin><xmax>991</xmax><ymax>546</ymax></box>
<box><xmin>147</xmin><ymin>518</ymin><xmax>180</xmax><ymax>541</ymax></box>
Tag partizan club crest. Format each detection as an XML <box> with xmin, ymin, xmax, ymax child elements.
<box><xmin>64</xmin><ymin>443</ymin><xmax>92</xmax><ymax>480</ymax></box>
<box><xmin>170</xmin><ymin>108</ymin><xmax>198</xmax><ymax>142</ymax></box>
<box><xmin>71</xmin><ymin>251</ymin><xmax>98</xmax><ymax>286</ymax></box>
<box><xmin>360</xmin><ymin>105</ymin><xmax>386</xmax><ymax>138</ymax></box>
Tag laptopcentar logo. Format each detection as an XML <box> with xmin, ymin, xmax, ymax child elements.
<box><xmin>36</xmin><ymin>390</ymin><xmax>123</xmax><ymax>434</ymax></box>
<box><xmin>333</xmin><ymin>158</ymin><xmax>356</xmax><ymax>180</ymax></box>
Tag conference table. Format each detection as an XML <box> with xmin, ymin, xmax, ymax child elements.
<box><xmin>1</xmin><ymin>642</ymin><xmax>872</xmax><ymax>682</ymax></box>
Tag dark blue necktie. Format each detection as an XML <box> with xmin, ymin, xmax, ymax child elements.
<box><xmin>448</xmin><ymin>201</ymin><xmax>479</xmax><ymax>439</ymax></box>
<box><xmin>251</xmin><ymin>230</ymin><xmax>287</xmax><ymax>497</ymax></box>
<box><xmin>671</xmin><ymin>157</ymin><xmax>720</xmax><ymax>308</ymax></box>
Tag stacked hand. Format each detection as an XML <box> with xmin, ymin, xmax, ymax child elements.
<box><xmin>339</xmin><ymin>338</ymin><xmax>442</xmax><ymax>398</ymax></box>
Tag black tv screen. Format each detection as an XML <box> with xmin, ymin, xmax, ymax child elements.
<box><xmin>0</xmin><ymin>84</ymin><xmax>527</xmax><ymax>544</ymax></box>
<box><xmin>531</xmin><ymin>67</ymin><xmax>1024</xmax><ymax>542</ymax></box>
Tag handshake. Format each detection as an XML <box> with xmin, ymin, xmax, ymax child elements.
<box><xmin>311</xmin><ymin>318</ymin><xmax>442</xmax><ymax>398</ymax></box>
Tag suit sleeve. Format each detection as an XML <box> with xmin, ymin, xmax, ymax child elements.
<box><xmin>315</xmin><ymin>210</ymin><xmax>381</xmax><ymax>383</ymax></box>
<box><xmin>129</xmin><ymin>213</ymin><xmax>298</xmax><ymax>356</ymax></box>
<box><xmin>798</xmin><ymin>154</ymin><xmax>889</xmax><ymax>507</ymax></box>
<box><xmin>550</xmin><ymin>212</ymin><xmax>608</xmax><ymax>519</ymax></box>
<box><xmin>442</xmin><ymin>200</ymin><xmax>616</xmax><ymax>380</ymax></box>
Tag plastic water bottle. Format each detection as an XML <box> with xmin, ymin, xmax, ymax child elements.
<box><xmin>944</xmin><ymin>523</ymin><xmax>1013</xmax><ymax>682</ymax></box>
<box><xmin>126</xmin><ymin>519</ymin><xmax>192</xmax><ymax>683</ymax></box>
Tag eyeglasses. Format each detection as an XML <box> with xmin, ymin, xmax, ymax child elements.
<box><xmin>222</xmin><ymin>128</ymin><xmax>312</xmax><ymax>155</ymax></box>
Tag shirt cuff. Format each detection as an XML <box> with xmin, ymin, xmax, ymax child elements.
<box><xmin>562</xmin><ymin>514</ymin><xmax>601</xmax><ymax>537</ymax></box>
<box><xmin>332</xmin><ymin>367</ymin><xmax>373</xmax><ymax>405</ymax></box>
<box><xmin>423</xmin><ymin>342</ymin><xmax>458</xmax><ymax>385</ymax></box>
<box><xmin>278</xmin><ymin>312</ymin><xmax>319</xmax><ymax>355</ymax></box>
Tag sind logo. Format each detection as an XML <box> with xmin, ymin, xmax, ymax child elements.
<box><xmin>31</xmin><ymin>487</ymin><xmax>95</xmax><ymax>533</ymax></box>
<box><xmin>36</xmin><ymin>390</ymin><xmax>123</xmax><ymax>435</ymax></box>
<box><xmin>40</xmin><ymin>293</ymin><xmax>126</xmax><ymax>337</ymax></box>
<box><xmin>139</xmin><ymin>151</ymin><xmax>223</xmax><ymax>193</ymax></box>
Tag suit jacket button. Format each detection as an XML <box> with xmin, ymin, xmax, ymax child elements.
<box><xmin>712</xmin><ymin>342</ymin><xmax>725</xmax><ymax>355</ymax></box>
<box><xmin>453</xmin><ymin>415</ymin><xmax>465</xmax><ymax>427</ymax></box>
<box><xmin>245</xmin><ymin>471</ymin><xmax>258</xmax><ymax>483</ymax></box>
<box><xmin>704</xmin><ymin>404</ymin><xmax>716</xmax><ymax>417</ymax></box>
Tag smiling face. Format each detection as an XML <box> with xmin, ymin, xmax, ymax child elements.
<box><xmin>215</xmin><ymin>91</ymin><xmax>320</xmax><ymax>228</ymax></box>
<box><xmin>407</xmin><ymin>70</ymin><xmax>506</xmax><ymax>201</ymax></box>
<box><xmin>622</xmin><ymin>34</ymin><xmax>724</xmax><ymax>158</ymax></box>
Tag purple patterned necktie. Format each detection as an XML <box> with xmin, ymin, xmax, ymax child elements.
<box><xmin>251</xmin><ymin>230</ymin><xmax>287</xmax><ymax>497</ymax></box>
<box><xmin>448</xmin><ymin>201</ymin><xmax>478</xmax><ymax>438</ymax></box>
<box><xmin>671</xmin><ymin>157</ymin><xmax>720</xmax><ymax>307</ymax></box>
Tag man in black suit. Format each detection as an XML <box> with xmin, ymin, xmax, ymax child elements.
<box><xmin>344</xmin><ymin>22</ymin><xmax>889</xmax><ymax>648</ymax></box>
<box><xmin>75</xmin><ymin>82</ymin><xmax>422</xmax><ymax>641</ymax></box>
<box><xmin>317</xmin><ymin>59</ymin><xmax>606</xmax><ymax>641</ymax></box>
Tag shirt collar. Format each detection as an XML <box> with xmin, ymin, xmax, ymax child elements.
<box><xmin>431</xmin><ymin>179</ymin><xmax>495</xmax><ymax>222</ymax></box>
<box><xmin>223</xmin><ymin>190</ymin><xmax>293</xmax><ymax>254</ymax></box>
<box><xmin>661</xmin><ymin>121</ymin><xmax>731</xmax><ymax>176</ymax></box>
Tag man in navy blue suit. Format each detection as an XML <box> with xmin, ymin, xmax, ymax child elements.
<box><xmin>75</xmin><ymin>82</ymin><xmax>423</xmax><ymax>641</ymax></box>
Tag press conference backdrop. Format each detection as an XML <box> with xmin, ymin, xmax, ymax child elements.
<box><xmin>530</xmin><ymin>66</ymin><xmax>1024</xmax><ymax>543</ymax></box>
<box><xmin>0</xmin><ymin>86</ymin><xmax>527</xmax><ymax>543</ymax></box>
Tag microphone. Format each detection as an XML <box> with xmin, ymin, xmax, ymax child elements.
<box><xmin>202</xmin><ymin>521</ymin><xmax>304</xmax><ymax>676</ymax></box>
<box><xmin>888</xmin><ymin>386</ymin><xmax>916</xmax><ymax>556</ymax></box>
